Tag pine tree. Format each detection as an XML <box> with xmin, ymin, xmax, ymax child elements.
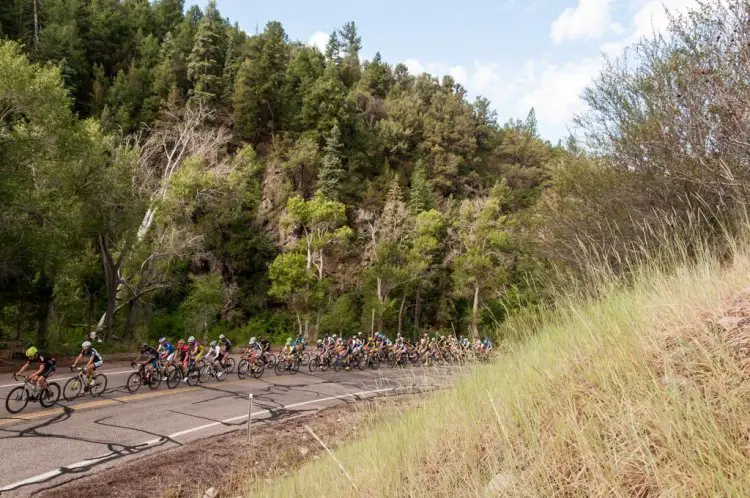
<box><xmin>525</xmin><ymin>107</ymin><xmax>538</xmax><ymax>138</ymax></box>
<box><xmin>317</xmin><ymin>124</ymin><xmax>346</xmax><ymax>200</ymax></box>
<box><xmin>339</xmin><ymin>21</ymin><xmax>361</xmax><ymax>87</ymax></box>
<box><xmin>325</xmin><ymin>29</ymin><xmax>341</xmax><ymax>65</ymax></box>
<box><xmin>187</xmin><ymin>0</ymin><xmax>226</xmax><ymax>103</ymax></box>
<box><xmin>221</xmin><ymin>29</ymin><xmax>240</xmax><ymax>101</ymax></box>
<box><xmin>408</xmin><ymin>160</ymin><xmax>434</xmax><ymax>213</ymax></box>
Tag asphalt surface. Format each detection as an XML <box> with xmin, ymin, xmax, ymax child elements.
<box><xmin>0</xmin><ymin>356</ymin><xmax>452</xmax><ymax>497</ymax></box>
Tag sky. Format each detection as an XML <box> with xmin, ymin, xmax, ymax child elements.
<box><xmin>201</xmin><ymin>0</ymin><xmax>701</xmax><ymax>142</ymax></box>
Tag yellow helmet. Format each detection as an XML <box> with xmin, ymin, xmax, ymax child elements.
<box><xmin>25</xmin><ymin>346</ymin><xmax>38</xmax><ymax>358</ymax></box>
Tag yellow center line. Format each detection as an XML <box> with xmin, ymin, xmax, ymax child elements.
<box><xmin>0</xmin><ymin>377</ymin><xmax>252</xmax><ymax>427</ymax></box>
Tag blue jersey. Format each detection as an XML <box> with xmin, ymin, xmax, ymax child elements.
<box><xmin>159</xmin><ymin>342</ymin><xmax>175</xmax><ymax>354</ymax></box>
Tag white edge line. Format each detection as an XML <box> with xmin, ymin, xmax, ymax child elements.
<box><xmin>0</xmin><ymin>370</ymin><xmax>135</xmax><ymax>389</ymax></box>
<box><xmin>0</xmin><ymin>386</ymin><xmax>397</xmax><ymax>492</ymax></box>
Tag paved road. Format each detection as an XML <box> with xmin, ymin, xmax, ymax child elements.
<box><xmin>0</xmin><ymin>357</ymin><xmax>451</xmax><ymax>497</ymax></box>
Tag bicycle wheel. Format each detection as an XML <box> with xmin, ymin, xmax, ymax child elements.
<box><xmin>289</xmin><ymin>360</ymin><xmax>299</xmax><ymax>375</ymax></box>
<box><xmin>301</xmin><ymin>352</ymin><xmax>310</xmax><ymax>366</ymax></box>
<box><xmin>63</xmin><ymin>377</ymin><xmax>83</xmax><ymax>401</ymax></box>
<box><xmin>166</xmin><ymin>369</ymin><xmax>181</xmax><ymax>389</ymax></box>
<box><xmin>224</xmin><ymin>357</ymin><xmax>235</xmax><ymax>374</ymax></box>
<box><xmin>216</xmin><ymin>366</ymin><xmax>227</xmax><ymax>381</ymax></box>
<box><xmin>333</xmin><ymin>358</ymin><xmax>342</xmax><ymax>372</ymax></box>
<box><xmin>6</xmin><ymin>386</ymin><xmax>29</xmax><ymax>414</ymax></box>
<box><xmin>91</xmin><ymin>374</ymin><xmax>107</xmax><ymax>396</ymax></box>
<box><xmin>265</xmin><ymin>353</ymin><xmax>276</xmax><ymax>367</ymax></box>
<box><xmin>149</xmin><ymin>370</ymin><xmax>162</xmax><ymax>389</ymax></box>
<box><xmin>274</xmin><ymin>359</ymin><xmax>285</xmax><ymax>375</ymax></box>
<box><xmin>370</xmin><ymin>356</ymin><xmax>380</xmax><ymax>369</ymax></box>
<box><xmin>308</xmin><ymin>357</ymin><xmax>319</xmax><ymax>372</ymax></box>
<box><xmin>40</xmin><ymin>383</ymin><xmax>60</xmax><ymax>407</ymax></box>
<box><xmin>237</xmin><ymin>359</ymin><xmax>250</xmax><ymax>380</ymax></box>
<box><xmin>387</xmin><ymin>353</ymin><xmax>397</xmax><ymax>368</ymax></box>
<box><xmin>126</xmin><ymin>372</ymin><xmax>142</xmax><ymax>393</ymax></box>
<box><xmin>199</xmin><ymin>365</ymin><xmax>211</xmax><ymax>383</ymax></box>
<box><xmin>252</xmin><ymin>362</ymin><xmax>265</xmax><ymax>379</ymax></box>
<box><xmin>186</xmin><ymin>367</ymin><xmax>200</xmax><ymax>386</ymax></box>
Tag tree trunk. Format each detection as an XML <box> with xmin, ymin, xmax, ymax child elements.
<box><xmin>35</xmin><ymin>275</ymin><xmax>54</xmax><ymax>349</ymax></box>
<box><xmin>86</xmin><ymin>292</ymin><xmax>94</xmax><ymax>336</ymax></box>
<box><xmin>397</xmin><ymin>295</ymin><xmax>406</xmax><ymax>336</ymax></box>
<box><xmin>15</xmin><ymin>294</ymin><xmax>25</xmax><ymax>340</ymax></box>
<box><xmin>98</xmin><ymin>235</ymin><xmax>120</xmax><ymax>336</ymax></box>
<box><xmin>413</xmin><ymin>288</ymin><xmax>421</xmax><ymax>333</ymax></box>
<box><xmin>123</xmin><ymin>299</ymin><xmax>137</xmax><ymax>339</ymax></box>
<box><xmin>296</xmin><ymin>312</ymin><xmax>303</xmax><ymax>336</ymax></box>
<box><xmin>33</xmin><ymin>0</ymin><xmax>39</xmax><ymax>48</ymax></box>
<box><xmin>370</xmin><ymin>307</ymin><xmax>375</xmax><ymax>335</ymax></box>
<box><xmin>471</xmin><ymin>283</ymin><xmax>480</xmax><ymax>341</ymax></box>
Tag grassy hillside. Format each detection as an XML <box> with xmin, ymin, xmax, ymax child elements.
<box><xmin>238</xmin><ymin>239</ymin><xmax>750</xmax><ymax>496</ymax></box>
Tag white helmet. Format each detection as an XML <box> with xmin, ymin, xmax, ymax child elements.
<box><xmin>219</xmin><ymin>334</ymin><xmax>226</xmax><ymax>339</ymax></box>
<box><xmin>317</xmin><ymin>339</ymin><xmax>322</xmax><ymax>344</ymax></box>
<box><xmin>188</xmin><ymin>336</ymin><xmax>195</xmax><ymax>343</ymax></box>
<box><xmin>249</xmin><ymin>337</ymin><xmax>257</xmax><ymax>344</ymax></box>
<box><xmin>82</xmin><ymin>341</ymin><xmax>92</xmax><ymax>349</ymax></box>
<box><xmin>210</xmin><ymin>340</ymin><xmax>217</xmax><ymax>347</ymax></box>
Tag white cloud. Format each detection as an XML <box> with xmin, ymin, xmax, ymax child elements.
<box><xmin>307</xmin><ymin>31</ymin><xmax>330</xmax><ymax>54</ymax></box>
<box><xmin>601</xmin><ymin>0</ymin><xmax>701</xmax><ymax>56</ymax></box>
<box><xmin>550</xmin><ymin>0</ymin><xmax>623</xmax><ymax>44</ymax></box>
<box><xmin>450</xmin><ymin>66</ymin><xmax>468</xmax><ymax>86</ymax></box>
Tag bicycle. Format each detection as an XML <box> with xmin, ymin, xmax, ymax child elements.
<box><xmin>126</xmin><ymin>362</ymin><xmax>163</xmax><ymax>393</ymax></box>
<box><xmin>274</xmin><ymin>351</ymin><xmax>300</xmax><ymax>375</ymax></box>
<box><xmin>166</xmin><ymin>361</ymin><xmax>201</xmax><ymax>388</ymax></box>
<box><xmin>199</xmin><ymin>359</ymin><xmax>228</xmax><ymax>382</ymax></box>
<box><xmin>237</xmin><ymin>353</ymin><xmax>265</xmax><ymax>380</ymax></box>
<box><xmin>6</xmin><ymin>375</ymin><xmax>60</xmax><ymax>414</ymax></box>
<box><xmin>63</xmin><ymin>366</ymin><xmax>107</xmax><ymax>401</ymax></box>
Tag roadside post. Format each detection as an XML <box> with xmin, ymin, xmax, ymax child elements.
<box><xmin>247</xmin><ymin>393</ymin><xmax>253</xmax><ymax>443</ymax></box>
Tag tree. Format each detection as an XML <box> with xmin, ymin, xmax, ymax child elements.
<box><xmin>279</xmin><ymin>192</ymin><xmax>352</xmax><ymax>336</ymax></box>
<box><xmin>232</xmin><ymin>21</ymin><xmax>290</xmax><ymax>142</ymax></box>
<box><xmin>339</xmin><ymin>21</ymin><xmax>361</xmax><ymax>87</ymax></box>
<box><xmin>408</xmin><ymin>159</ymin><xmax>434</xmax><ymax>213</ymax></box>
<box><xmin>187</xmin><ymin>0</ymin><xmax>225</xmax><ymax>103</ymax></box>
<box><xmin>317</xmin><ymin>124</ymin><xmax>345</xmax><ymax>200</ymax></box>
<box><xmin>450</xmin><ymin>197</ymin><xmax>514</xmax><ymax>340</ymax></box>
<box><xmin>360</xmin><ymin>180</ymin><xmax>412</xmax><ymax>332</ymax></box>
<box><xmin>268</xmin><ymin>253</ymin><xmax>315</xmax><ymax>336</ymax></box>
<box><xmin>405</xmin><ymin>209</ymin><xmax>444</xmax><ymax>334</ymax></box>
<box><xmin>179</xmin><ymin>273</ymin><xmax>223</xmax><ymax>339</ymax></box>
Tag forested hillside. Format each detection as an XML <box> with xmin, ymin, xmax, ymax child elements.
<box><xmin>1</xmin><ymin>0</ymin><xmax>745</xmax><ymax>353</ymax></box>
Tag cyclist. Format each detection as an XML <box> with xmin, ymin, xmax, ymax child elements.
<box><xmin>174</xmin><ymin>339</ymin><xmax>190</xmax><ymax>380</ymax></box>
<box><xmin>258</xmin><ymin>336</ymin><xmax>271</xmax><ymax>363</ymax></box>
<box><xmin>219</xmin><ymin>334</ymin><xmax>233</xmax><ymax>355</ymax></box>
<box><xmin>15</xmin><ymin>346</ymin><xmax>56</xmax><ymax>391</ymax></box>
<box><xmin>204</xmin><ymin>340</ymin><xmax>226</xmax><ymax>371</ymax></box>
<box><xmin>187</xmin><ymin>336</ymin><xmax>204</xmax><ymax>363</ymax></box>
<box><xmin>157</xmin><ymin>337</ymin><xmax>176</xmax><ymax>366</ymax></box>
<box><xmin>246</xmin><ymin>337</ymin><xmax>262</xmax><ymax>364</ymax></box>
<box><xmin>71</xmin><ymin>341</ymin><xmax>103</xmax><ymax>387</ymax></box>
<box><xmin>135</xmin><ymin>343</ymin><xmax>160</xmax><ymax>380</ymax></box>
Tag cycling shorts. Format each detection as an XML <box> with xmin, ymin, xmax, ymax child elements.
<box><xmin>41</xmin><ymin>364</ymin><xmax>55</xmax><ymax>378</ymax></box>
<box><xmin>92</xmin><ymin>360</ymin><xmax>103</xmax><ymax>369</ymax></box>
<box><xmin>165</xmin><ymin>352</ymin><xmax>175</xmax><ymax>363</ymax></box>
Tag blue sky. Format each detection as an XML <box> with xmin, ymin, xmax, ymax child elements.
<box><xmin>202</xmin><ymin>0</ymin><xmax>699</xmax><ymax>142</ymax></box>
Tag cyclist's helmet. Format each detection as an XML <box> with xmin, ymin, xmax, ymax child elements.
<box><xmin>188</xmin><ymin>336</ymin><xmax>195</xmax><ymax>343</ymax></box>
<box><xmin>177</xmin><ymin>339</ymin><xmax>184</xmax><ymax>345</ymax></box>
<box><xmin>210</xmin><ymin>340</ymin><xmax>217</xmax><ymax>347</ymax></box>
<box><xmin>158</xmin><ymin>337</ymin><xmax>166</xmax><ymax>343</ymax></box>
<box><xmin>140</xmin><ymin>342</ymin><xmax>149</xmax><ymax>351</ymax></box>
<box><xmin>219</xmin><ymin>334</ymin><xmax>226</xmax><ymax>340</ymax></box>
<box><xmin>81</xmin><ymin>341</ymin><xmax>92</xmax><ymax>349</ymax></box>
<box><xmin>249</xmin><ymin>337</ymin><xmax>257</xmax><ymax>345</ymax></box>
<box><xmin>25</xmin><ymin>346</ymin><xmax>38</xmax><ymax>358</ymax></box>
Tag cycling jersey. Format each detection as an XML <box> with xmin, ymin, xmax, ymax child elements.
<box><xmin>259</xmin><ymin>338</ymin><xmax>270</xmax><ymax>351</ymax></box>
<box><xmin>29</xmin><ymin>352</ymin><xmax>56</xmax><ymax>377</ymax></box>
<box><xmin>81</xmin><ymin>348</ymin><xmax>103</xmax><ymax>363</ymax></box>
<box><xmin>158</xmin><ymin>342</ymin><xmax>175</xmax><ymax>354</ymax></box>
<box><xmin>220</xmin><ymin>338</ymin><xmax>233</xmax><ymax>352</ymax></box>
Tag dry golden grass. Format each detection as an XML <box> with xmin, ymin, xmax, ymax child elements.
<box><xmin>238</xmin><ymin>241</ymin><xmax>750</xmax><ymax>497</ymax></box>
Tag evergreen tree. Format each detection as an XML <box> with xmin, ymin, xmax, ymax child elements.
<box><xmin>187</xmin><ymin>0</ymin><xmax>225</xmax><ymax>103</ymax></box>
<box><xmin>317</xmin><ymin>124</ymin><xmax>345</xmax><ymax>200</ymax></box>
<box><xmin>339</xmin><ymin>21</ymin><xmax>361</xmax><ymax>87</ymax></box>
<box><xmin>408</xmin><ymin>160</ymin><xmax>434</xmax><ymax>213</ymax></box>
<box><xmin>324</xmin><ymin>29</ymin><xmax>341</xmax><ymax>65</ymax></box>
